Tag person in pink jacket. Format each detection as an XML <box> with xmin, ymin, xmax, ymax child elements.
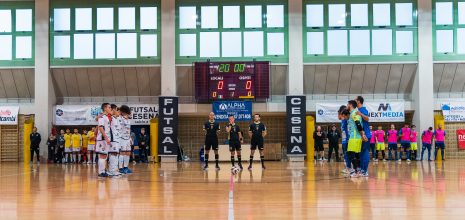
<box><xmin>434</xmin><ymin>124</ymin><xmax>447</xmax><ymax>161</ymax></box>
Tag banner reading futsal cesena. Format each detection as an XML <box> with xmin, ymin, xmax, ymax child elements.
<box><xmin>212</xmin><ymin>101</ymin><xmax>252</xmax><ymax>122</ymax></box>
<box><xmin>441</xmin><ymin>102</ymin><xmax>465</xmax><ymax>122</ymax></box>
<box><xmin>315</xmin><ymin>101</ymin><xmax>405</xmax><ymax>122</ymax></box>
<box><xmin>54</xmin><ymin>104</ymin><xmax>158</xmax><ymax>125</ymax></box>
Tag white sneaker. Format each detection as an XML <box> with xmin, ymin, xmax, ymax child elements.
<box><xmin>383</xmin><ymin>159</ymin><xmax>387</xmax><ymax>162</ymax></box>
<box><xmin>407</xmin><ymin>159</ymin><xmax>411</xmax><ymax>162</ymax></box>
<box><xmin>341</xmin><ymin>168</ymin><xmax>348</xmax><ymax>174</ymax></box>
<box><xmin>350</xmin><ymin>171</ymin><xmax>359</xmax><ymax>178</ymax></box>
<box><xmin>397</xmin><ymin>159</ymin><xmax>402</xmax><ymax>162</ymax></box>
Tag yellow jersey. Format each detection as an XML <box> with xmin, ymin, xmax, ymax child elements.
<box><xmin>88</xmin><ymin>131</ymin><xmax>96</xmax><ymax>145</ymax></box>
<box><xmin>64</xmin><ymin>134</ymin><xmax>72</xmax><ymax>148</ymax></box>
<box><xmin>71</xmin><ymin>134</ymin><xmax>82</xmax><ymax>148</ymax></box>
<box><xmin>82</xmin><ymin>134</ymin><xmax>88</xmax><ymax>148</ymax></box>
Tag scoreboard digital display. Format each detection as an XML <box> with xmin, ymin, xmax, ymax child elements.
<box><xmin>195</xmin><ymin>61</ymin><xmax>270</xmax><ymax>102</ymax></box>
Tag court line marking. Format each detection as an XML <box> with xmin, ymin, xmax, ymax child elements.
<box><xmin>228</xmin><ymin>174</ymin><xmax>235</xmax><ymax>220</ymax></box>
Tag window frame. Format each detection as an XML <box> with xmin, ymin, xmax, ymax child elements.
<box><xmin>433</xmin><ymin>0</ymin><xmax>465</xmax><ymax>61</ymax></box>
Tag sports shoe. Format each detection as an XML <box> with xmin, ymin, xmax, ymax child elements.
<box><xmin>397</xmin><ymin>159</ymin><xmax>402</xmax><ymax>162</ymax></box>
<box><xmin>119</xmin><ymin>168</ymin><xmax>126</xmax><ymax>174</ymax></box>
<box><xmin>407</xmin><ymin>159</ymin><xmax>411</xmax><ymax>162</ymax></box>
<box><xmin>341</xmin><ymin>169</ymin><xmax>348</xmax><ymax>174</ymax></box>
<box><xmin>125</xmin><ymin>167</ymin><xmax>133</xmax><ymax>174</ymax></box>
<box><xmin>361</xmin><ymin>172</ymin><xmax>369</xmax><ymax>177</ymax></box>
<box><xmin>203</xmin><ymin>165</ymin><xmax>208</xmax><ymax>170</ymax></box>
<box><xmin>349</xmin><ymin>171</ymin><xmax>358</xmax><ymax>178</ymax></box>
<box><xmin>132</xmin><ymin>161</ymin><xmax>137</xmax><ymax>165</ymax></box>
<box><xmin>98</xmin><ymin>173</ymin><xmax>108</xmax><ymax>178</ymax></box>
<box><xmin>238</xmin><ymin>164</ymin><xmax>243</xmax><ymax>170</ymax></box>
<box><xmin>262</xmin><ymin>165</ymin><xmax>266</xmax><ymax>170</ymax></box>
<box><xmin>215</xmin><ymin>165</ymin><xmax>220</xmax><ymax>171</ymax></box>
<box><xmin>383</xmin><ymin>159</ymin><xmax>387</xmax><ymax>162</ymax></box>
<box><xmin>248</xmin><ymin>165</ymin><xmax>252</xmax><ymax>171</ymax></box>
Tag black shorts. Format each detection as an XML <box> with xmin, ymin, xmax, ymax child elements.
<box><xmin>315</xmin><ymin>144</ymin><xmax>324</xmax><ymax>151</ymax></box>
<box><xmin>251</xmin><ymin>138</ymin><xmax>264</xmax><ymax>150</ymax></box>
<box><xmin>229</xmin><ymin>141</ymin><xmax>241</xmax><ymax>152</ymax></box>
<box><xmin>205</xmin><ymin>137</ymin><xmax>219</xmax><ymax>151</ymax></box>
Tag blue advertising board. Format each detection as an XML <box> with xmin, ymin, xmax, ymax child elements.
<box><xmin>212</xmin><ymin>101</ymin><xmax>252</xmax><ymax>122</ymax></box>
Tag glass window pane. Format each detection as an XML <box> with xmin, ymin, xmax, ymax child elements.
<box><xmin>459</xmin><ymin>2</ymin><xmax>465</xmax><ymax>24</ymax></box>
<box><xmin>97</xmin><ymin>8</ymin><xmax>114</xmax><ymax>30</ymax></box>
<box><xmin>119</xmin><ymin>7</ymin><xmax>136</xmax><ymax>30</ymax></box>
<box><xmin>74</xmin><ymin>34</ymin><xmax>94</xmax><ymax>59</ymax></box>
<box><xmin>0</xmin><ymin>35</ymin><xmax>12</xmax><ymax>60</ymax></box>
<box><xmin>395</xmin><ymin>3</ymin><xmax>413</xmax><ymax>26</ymax></box>
<box><xmin>244</xmin><ymin>31</ymin><xmax>264</xmax><ymax>56</ymax></box>
<box><xmin>307</xmin><ymin>32</ymin><xmax>324</xmax><ymax>55</ymax></box>
<box><xmin>223</xmin><ymin>6</ymin><xmax>240</xmax><ymax>28</ymax></box>
<box><xmin>53</xmin><ymin>8</ymin><xmax>70</xmax><ymax>31</ymax></box>
<box><xmin>140</xmin><ymin>7</ymin><xmax>157</xmax><ymax>30</ymax></box>
<box><xmin>16</xmin><ymin>36</ymin><xmax>32</xmax><ymax>59</ymax></box>
<box><xmin>396</xmin><ymin>31</ymin><xmax>413</xmax><ymax>54</ymax></box>
<box><xmin>75</xmin><ymin>8</ymin><xmax>92</xmax><ymax>31</ymax></box>
<box><xmin>350</xmin><ymin>30</ymin><xmax>370</xmax><ymax>55</ymax></box>
<box><xmin>140</xmin><ymin>34</ymin><xmax>158</xmax><ymax>57</ymax></box>
<box><xmin>267</xmin><ymin>5</ymin><xmax>284</xmax><ymax>28</ymax></box>
<box><xmin>222</xmin><ymin>32</ymin><xmax>242</xmax><ymax>57</ymax></box>
<box><xmin>329</xmin><ymin>4</ymin><xmax>346</xmax><ymax>27</ymax></box>
<box><xmin>436</xmin><ymin>2</ymin><xmax>453</xmax><ymax>25</ymax></box>
<box><xmin>0</xmin><ymin>10</ymin><xmax>11</xmax><ymax>32</ymax></box>
<box><xmin>373</xmin><ymin>3</ymin><xmax>391</xmax><ymax>26</ymax></box>
<box><xmin>327</xmin><ymin>30</ymin><xmax>347</xmax><ymax>55</ymax></box>
<box><xmin>16</xmin><ymin>9</ymin><xmax>32</xmax><ymax>31</ymax></box>
<box><xmin>372</xmin><ymin>29</ymin><xmax>392</xmax><ymax>55</ymax></box>
<box><xmin>306</xmin><ymin>5</ymin><xmax>324</xmax><ymax>27</ymax></box>
<box><xmin>179</xmin><ymin>6</ymin><xmax>197</xmax><ymax>29</ymax></box>
<box><xmin>245</xmin><ymin>6</ymin><xmax>262</xmax><ymax>28</ymax></box>
<box><xmin>117</xmin><ymin>33</ymin><xmax>137</xmax><ymax>58</ymax></box>
<box><xmin>179</xmin><ymin>34</ymin><xmax>196</xmax><ymax>56</ymax></box>
<box><xmin>95</xmin><ymin>33</ymin><xmax>115</xmax><ymax>58</ymax></box>
<box><xmin>436</xmin><ymin>30</ymin><xmax>453</xmax><ymax>53</ymax></box>
<box><xmin>267</xmin><ymin>32</ymin><xmax>284</xmax><ymax>55</ymax></box>
<box><xmin>201</xmin><ymin>6</ymin><xmax>218</xmax><ymax>29</ymax></box>
<box><xmin>53</xmin><ymin>35</ymin><xmax>70</xmax><ymax>58</ymax></box>
<box><xmin>351</xmin><ymin>4</ymin><xmax>368</xmax><ymax>26</ymax></box>
<box><xmin>200</xmin><ymin>32</ymin><xmax>220</xmax><ymax>57</ymax></box>
<box><xmin>457</xmin><ymin>28</ymin><xmax>465</xmax><ymax>54</ymax></box>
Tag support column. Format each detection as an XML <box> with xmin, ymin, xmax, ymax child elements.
<box><xmin>35</xmin><ymin>0</ymin><xmax>55</xmax><ymax>158</ymax></box>
<box><xmin>413</xmin><ymin>0</ymin><xmax>434</xmax><ymax>132</ymax></box>
<box><xmin>288</xmin><ymin>0</ymin><xmax>304</xmax><ymax>95</ymax></box>
<box><xmin>161</xmin><ymin>0</ymin><xmax>176</xmax><ymax>96</ymax></box>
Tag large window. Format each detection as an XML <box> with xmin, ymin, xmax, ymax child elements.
<box><xmin>176</xmin><ymin>0</ymin><xmax>288</xmax><ymax>64</ymax></box>
<box><xmin>433</xmin><ymin>0</ymin><xmax>465</xmax><ymax>61</ymax></box>
<box><xmin>304</xmin><ymin>0</ymin><xmax>418</xmax><ymax>63</ymax></box>
<box><xmin>50</xmin><ymin>0</ymin><xmax>160</xmax><ymax>66</ymax></box>
<box><xmin>0</xmin><ymin>2</ymin><xmax>34</xmax><ymax>67</ymax></box>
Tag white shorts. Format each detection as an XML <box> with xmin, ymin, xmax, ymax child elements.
<box><xmin>120</xmin><ymin>139</ymin><xmax>131</xmax><ymax>152</ymax></box>
<box><xmin>88</xmin><ymin>144</ymin><xmax>95</xmax><ymax>151</ymax></box>
<box><xmin>72</xmin><ymin>147</ymin><xmax>80</xmax><ymax>152</ymax></box>
<box><xmin>109</xmin><ymin>141</ymin><xmax>120</xmax><ymax>153</ymax></box>
<box><xmin>96</xmin><ymin>141</ymin><xmax>109</xmax><ymax>154</ymax></box>
<box><xmin>64</xmin><ymin>147</ymin><xmax>72</xmax><ymax>153</ymax></box>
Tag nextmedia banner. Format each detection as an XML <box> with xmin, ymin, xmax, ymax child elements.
<box><xmin>316</xmin><ymin>102</ymin><xmax>405</xmax><ymax>122</ymax></box>
<box><xmin>54</xmin><ymin>104</ymin><xmax>158</xmax><ymax>125</ymax></box>
<box><xmin>442</xmin><ymin>102</ymin><xmax>465</xmax><ymax>122</ymax></box>
<box><xmin>0</xmin><ymin>106</ymin><xmax>19</xmax><ymax>125</ymax></box>
<box><xmin>212</xmin><ymin>101</ymin><xmax>252</xmax><ymax>122</ymax></box>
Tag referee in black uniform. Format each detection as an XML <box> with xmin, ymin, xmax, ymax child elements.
<box><xmin>203</xmin><ymin>112</ymin><xmax>220</xmax><ymax>170</ymax></box>
<box><xmin>248</xmin><ymin>114</ymin><xmax>267</xmax><ymax>170</ymax></box>
<box><xmin>226</xmin><ymin>115</ymin><xmax>244</xmax><ymax>170</ymax></box>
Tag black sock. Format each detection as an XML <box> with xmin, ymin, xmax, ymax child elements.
<box><xmin>231</xmin><ymin>156</ymin><xmax>235</xmax><ymax>166</ymax></box>
<box><xmin>215</xmin><ymin>154</ymin><xmax>219</xmax><ymax>166</ymax></box>
<box><xmin>260</xmin><ymin>155</ymin><xmax>265</xmax><ymax>166</ymax></box>
<box><xmin>249</xmin><ymin>156</ymin><xmax>253</xmax><ymax>165</ymax></box>
<box><xmin>238</xmin><ymin>156</ymin><xmax>242</xmax><ymax>165</ymax></box>
<box><xmin>205</xmin><ymin>154</ymin><xmax>209</xmax><ymax>166</ymax></box>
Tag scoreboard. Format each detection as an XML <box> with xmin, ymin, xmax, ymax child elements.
<box><xmin>195</xmin><ymin>61</ymin><xmax>270</xmax><ymax>102</ymax></box>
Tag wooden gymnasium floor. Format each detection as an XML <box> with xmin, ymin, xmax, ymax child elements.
<box><xmin>1</xmin><ymin>160</ymin><xmax>465</xmax><ymax>220</ymax></box>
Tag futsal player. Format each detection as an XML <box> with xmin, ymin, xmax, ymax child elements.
<box><xmin>108</xmin><ymin>104</ymin><xmax>122</xmax><ymax>176</ymax></box>
<box><xmin>387</xmin><ymin>124</ymin><xmax>398</xmax><ymax>161</ymax></box>
<box><xmin>347</xmin><ymin>100</ymin><xmax>367</xmax><ymax>178</ymax></box>
<box><xmin>434</xmin><ymin>124</ymin><xmax>447</xmax><ymax>161</ymax></box>
<box><xmin>410</xmin><ymin>125</ymin><xmax>418</xmax><ymax>161</ymax></box>
<box><xmin>374</xmin><ymin>126</ymin><xmax>386</xmax><ymax>162</ymax></box>
<box><xmin>64</xmin><ymin>128</ymin><xmax>72</xmax><ymax>163</ymax></box>
<box><xmin>338</xmin><ymin>106</ymin><xmax>351</xmax><ymax>174</ymax></box>
<box><xmin>71</xmin><ymin>128</ymin><xmax>82</xmax><ymax>164</ymax></box>
<box><xmin>248</xmin><ymin>113</ymin><xmax>267</xmax><ymax>170</ymax></box>
<box><xmin>87</xmin><ymin>127</ymin><xmax>96</xmax><ymax>164</ymax></box>
<box><xmin>226</xmin><ymin>115</ymin><xmax>244</xmax><ymax>170</ymax></box>
<box><xmin>421</xmin><ymin>127</ymin><xmax>434</xmax><ymax>161</ymax></box>
<box><xmin>203</xmin><ymin>112</ymin><xmax>220</xmax><ymax>171</ymax></box>
<box><xmin>81</xmin><ymin>129</ymin><xmax>88</xmax><ymax>163</ymax></box>
<box><xmin>355</xmin><ymin>96</ymin><xmax>370</xmax><ymax>177</ymax></box>
<box><xmin>96</xmin><ymin>103</ymin><xmax>112</xmax><ymax>177</ymax></box>
<box><xmin>369</xmin><ymin>126</ymin><xmax>376</xmax><ymax>161</ymax></box>
<box><xmin>399</xmin><ymin>123</ymin><xmax>411</xmax><ymax>162</ymax></box>
<box><xmin>119</xmin><ymin>105</ymin><xmax>133</xmax><ymax>174</ymax></box>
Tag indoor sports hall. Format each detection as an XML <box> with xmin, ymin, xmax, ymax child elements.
<box><xmin>1</xmin><ymin>0</ymin><xmax>465</xmax><ymax>219</ymax></box>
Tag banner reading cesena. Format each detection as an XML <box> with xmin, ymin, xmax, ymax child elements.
<box><xmin>316</xmin><ymin>101</ymin><xmax>405</xmax><ymax>122</ymax></box>
<box><xmin>54</xmin><ymin>104</ymin><xmax>158</xmax><ymax>125</ymax></box>
<box><xmin>212</xmin><ymin>101</ymin><xmax>252</xmax><ymax>122</ymax></box>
